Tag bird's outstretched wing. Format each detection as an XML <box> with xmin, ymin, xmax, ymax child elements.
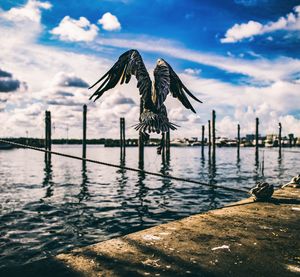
<box><xmin>89</xmin><ymin>49</ymin><xmax>154</xmax><ymax>110</ymax></box>
<box><xmin>154</xmin><ymin>59</ymin><xmax>202</xmax><ymax>113</ymax></box>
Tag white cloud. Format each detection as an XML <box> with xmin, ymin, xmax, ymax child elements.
<box><xmin>176</xmin><ymin>73</ymin><xmax>300</xmax><ymax>137</ymax></box>
<box><xmin>97</xmin><ymin>36</ymin><xmax>300</xmax><ymax>83</ymax></box>
<box><xmin>184</xmin><ymin>68</ymin><xmax>201</xmax><ymax>75</ymax></box>
<box><xmin>52</xmin><ymin>72</ymin><xmax>89</xmax><ymax>88</ymax></box>
<box><xmin>221</xmin><ymin>5</ymin><xmax>300</xmax><ymax>43</ymax></box>
<box><xmin>50</xmin><ymin>16</ymin><xmax>99</xmax><ymax>42</ymax></box>
<box><xmin>221</xmin><ymin>21</ymin><xmax>263</xmax><ymax>43</ymax></box>
<box><xmin>169</xmin><ymin>107</ymin><xmax>189</xmax><ymax>122</ymax></box>
<box><xmin>100</xmin><ymin>91</ymin><xmax>135</xmax><ymax>108</ymax></box>
<box><xmin>98</xmin><ymin>12</ymin><xmax>121</xmax><ymax>31</ymax></box>
<box><xmin>0</xmin><ymin>0</ymin><xmax>51</xmax><ymax>44</ymax></box>
<box><xmin>0</xmin><ymin>0</ymin><xmax>51</xmax><ymax>23</ymax></box>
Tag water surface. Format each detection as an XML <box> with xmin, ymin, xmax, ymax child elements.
<box><xmin>0</xmin><ymin>145</ymin><xmax>298</xmax><ymax>268</ymax></box>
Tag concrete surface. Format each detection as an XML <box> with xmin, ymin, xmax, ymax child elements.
<box><xmin>1</xmin><ymin>187</ymin><xmax>300</xmax><ymax>277</ymax></box>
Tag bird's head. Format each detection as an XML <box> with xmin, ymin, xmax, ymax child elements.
<box><xmin>156</xmin><ymin>58</ymin><xmax>165</xmax><ymax>66</ymax></box>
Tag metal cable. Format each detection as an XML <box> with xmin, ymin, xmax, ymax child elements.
<box><xmin>0</xmin><ymin>139</ymin><xmax>249</xmax><ymax>194</ymax></box>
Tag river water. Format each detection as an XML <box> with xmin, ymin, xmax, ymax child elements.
<box><xmin>0</xmin><ymin>145</ymin><xmax>299</xmax><ymax>268</ymax></box>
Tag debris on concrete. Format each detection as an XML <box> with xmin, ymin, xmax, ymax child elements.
<box><xmin>142</xmin><ymin>234</ymin><xmax>161</xmax><ymax>241</ymax></box>
<box><xmin>211</xmin><ymin>245</ymin><xmax>230</xmax><ymax>251</ymax></box>
<box><xmin>282</xmin><ymin>174</ymin><xmax>300</xmax><ymax>188</ymax></box>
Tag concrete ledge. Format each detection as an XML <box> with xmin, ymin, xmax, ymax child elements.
<box><xmin>2</xmin><ymin>187</ymin><xmax>300</xmax><ymax>277</ymax></box>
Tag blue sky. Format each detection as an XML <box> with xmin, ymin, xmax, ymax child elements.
<box><xmin>3</xmin><ymin>0</ymin><xmax>299</xmax><ymax>77</ymax></box>
<box><xmin>0</xmin><ymin>0</ymin><xmax>299</xmax><ymax>138</ymax></box>
<box><xmin>48</xmin><ymin>1</ymin><xmax>299</xmax><ymax>69</ymax></box>
<box><xmin>44</xmin><ymin>0</ymin><xmax>300</xmax><ymax>54</ymax></box>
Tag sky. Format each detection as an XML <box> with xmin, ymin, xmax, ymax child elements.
<box><xmin>0</xmin><ymin>0</ymin><xmax>299</xmax><ymax>139</ymax></box>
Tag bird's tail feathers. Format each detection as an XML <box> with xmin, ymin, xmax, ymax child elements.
<box><xmin>133</xmin><ymin>111</ymin><xmax>178</xmax><ymax>134</ymax></box>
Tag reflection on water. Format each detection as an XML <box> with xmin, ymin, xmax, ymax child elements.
<box><xmin>236</xmin><ymin>151</ymin><xmax>241</xmax><ymax>175</ymax></box>
<box><xmin>135</xmin><ymin>169</ymin><xmax>147</xmax><ymax>226</ymax></box>
<box><xmin>43</xmin><ymin>153</ymin><xmax>53</xmax><ymax>199</ymax></box>
<box><xmin>0</xmin><ymin>145</ymin><xmax>299</xmax><ymax>268</ymax></box>
<box><xmin>77</xmin><ymin>162</ymin><xmax>90</xmax><ymax>203</ymax></box>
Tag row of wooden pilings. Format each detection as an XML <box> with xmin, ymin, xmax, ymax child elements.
<box><xmin>201</xmin><ymin>113</ymin><xmax>284</xmax><ymax>162</ymax></box>
<box><xmin>44</xmin><ymin>105</ymin><xmax>285</xmax><ymax>165</ymax></box>
<box><xmin>43</xmin><ymin>103</ymin><xmax>171</xmax><ymax>167</ymax></box>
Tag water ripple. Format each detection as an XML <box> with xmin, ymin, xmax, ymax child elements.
<box><xmin>0</xmin><ymin>146</ymin><xmax>298</xmax><ymax>268</ymax></box>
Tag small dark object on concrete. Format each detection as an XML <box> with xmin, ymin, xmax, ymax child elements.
<box><xmin>250</xmin><ymin>182</ymin><xmax>274</xmax><ymax>201</ymax></box>
<box><xmin>282</xmin><ymin>174</ymin><xmax>300</xmax><ymax>188</ymax></box>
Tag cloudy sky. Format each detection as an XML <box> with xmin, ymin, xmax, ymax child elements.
<box><xmin>0</xmin><ymin>0</ymin><xmax>299</xmax><ymax>139</ymax></box>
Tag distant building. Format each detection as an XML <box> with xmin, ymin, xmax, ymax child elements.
<box><xmin>288</xmin><ymin>134</ymin><xmax>294</xmax><ymax>146</ymax></box>
<box><xmin>264</xmin><ymin>134</ymin><xmax>279</xmax><ymax>147</ymax></box>
<box><xmin>245</xmin><ymin>134</ymin><xmax>255</xmax><ymax>141</ymax></box>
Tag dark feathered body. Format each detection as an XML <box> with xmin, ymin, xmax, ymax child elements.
<box><xmin>89</xmin><ymin>49</ymin><xmax>202</xmax><ymax>136</ymax></box>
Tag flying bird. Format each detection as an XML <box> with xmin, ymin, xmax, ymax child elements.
<box><xmin>89</xmin><ymin>49</ymin><xmax>202</xmax><ymax>152</ymax></box>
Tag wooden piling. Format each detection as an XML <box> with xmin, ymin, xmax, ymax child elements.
<box><xmin>278</xmin><ymin>122</ymin><xmax>282</xmax><ymax>156</ymax></box>
<box><xmin>255</xmin><ymin>118</ymin><xmax>259</xmax><ymax>148</ymax></box>
<box><xmin>166</xmin><ymin>130</ymin><xmax>170</xmax><ymax>159</ymax></box>
<box><xmin>120</xmin><ymin>117</ymin><xmax>126</xmax><ymax>156</ymax></box>
<box><xmin>237</xmin><ymin>124</ymin><xmax>240</xmax><ymax>156</ymax></box>
<box><xmin>255</xmin><ymin>117</ymin><xmax>259</xmax><ymax>165</ymax></box>
<box><xmin>138</xmin><ymin>100</ymin><xmax>144</xmax><ymax>167</ymax></box>
<box><xmin>48</xmin><ymin>111</ymin><xmax>51</xmax><ymax>151</ymax></box>
<box><xmin>119</xmin><ymin>117</ymin><xmax>126</xmax><ymax>160</ymax></box>
<box><xmin>162</xmin><ymin>132</ymin><xmax>166</xmax><ymax>161</ymax></box>
<box><xmin>44</xmin><ymin>111</ymin><xmax>51</xmax><ymax>162</ymax></box>
<box><xmin>45</xmin><ymin>111</ymin><xmax>52</xmax><ymax>151</ymax></box>
<box><xmin>82</xmin><ymin>105</ymin><xmax>87</xmax><ymax>159</ymax></box>
<box><xmin>120</xmin><ymin>117</ymin><xmax>123</xmax><ymax>149</ymax></box>
<box><xmin>45</xmin><ymin>111</ymin><xmax>48</xmax><ymax>150</ymax></box>
<box><xmin>122</xmin><ymin>118</ymin><xmax>126</xmax><ymax>150</ymax></box>
<box><xmin>208</xmin><ymin>120</ymin><xmax>211</xmax><ymax>160</ymax></box>
<box><xmin>201</xmin><ymin>125</ymin><xmax>205</xmax><ymax>155</ymax></box>
<box><xmin>212</xmin><ymin>110</ymin><xmax>216</xmax><ymax>162</ymax></box>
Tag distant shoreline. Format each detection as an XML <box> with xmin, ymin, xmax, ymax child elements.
<box><xmin>1</xmin><ymin>137</ymin><xmax>299</xmax><ymax>148</ymax></box>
